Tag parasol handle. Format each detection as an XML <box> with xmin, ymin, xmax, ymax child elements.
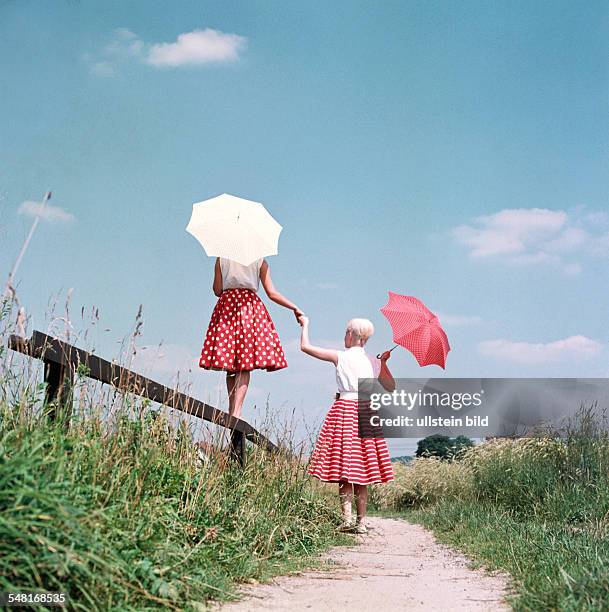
<box><xmin>376</xmin><ymin>344</ymin><xmax>399</xmax><ymax>360</ymax></box>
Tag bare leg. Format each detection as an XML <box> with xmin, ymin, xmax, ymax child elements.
<box><xmin>338</xmin><ymin>480</ymin><xmax>353</xmax><ymax>526</ymax></box>
<box><xmin>354</xmin><ymin>484</ymin><xmax>368</xmax><ymax>526</ymax></box>
<box><xmin>229</xmin><ymin>370</ymin><xmax>250</xmax><ymax>419</ymax></box>
<box><xmin>226</xmin><ymin>372</ymin><xmax>237</xmax><ymax>415</ymax></box>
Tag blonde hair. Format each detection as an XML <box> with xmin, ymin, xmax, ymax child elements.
<box><xmin>346</xmin><ymin>318</ymin><xmax>374</xmax><ymax>344</ymax></box>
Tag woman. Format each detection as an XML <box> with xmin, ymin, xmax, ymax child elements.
<box><xmin>199</xmin><ymin>257</ymin><xmax>303</xmax><ymax>418</ymax></box>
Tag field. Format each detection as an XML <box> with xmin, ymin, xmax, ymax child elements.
<box><xmin>0</xmin><ymin>298</ymin><xmax>347</xmax><ymax>610</ymax></box>
<box><xmin>370</xmin><ymin>407</ymin><xmax>609</xmax><ymax>611</ymax></box>
<box><xmin>4</xmin><ymin>291</ymin><xmax>608</xmax><ymax>610</ymax></box>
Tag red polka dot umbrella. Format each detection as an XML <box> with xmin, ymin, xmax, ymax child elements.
<box><xmin>379</xmin><ymin>291</ymin><xmax>451</xmax><ymax>369</ymax></box>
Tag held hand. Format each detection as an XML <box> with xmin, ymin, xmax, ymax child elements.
<box><xmin>298</xmin><ymin>315</ymin><xmax>309</xmax><ymax>327</ymax></box>
<box><xmin>293</xmin><ymin>307</ymin><xmax>305</xmax><ymax>322</ymax></box>
<box><xmin>379</xmin><ymin>350</ymin><xmax>391</xmax><ymax>362</ymax></box>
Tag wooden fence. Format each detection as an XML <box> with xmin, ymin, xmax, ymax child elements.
<box><xmin>7</xmin><ymin>330</ymin><xmax>278</xmax><ymax>464</ymax></box>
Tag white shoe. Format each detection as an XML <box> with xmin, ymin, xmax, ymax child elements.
<box><xmin>337</xmin><ymin>521</ymin><xmax>355</xmax><ymax>533</ymax></box>
<box><xmin>353</xmin><ymin>523</ymin><xmax>368</xmax><ymax>534</ymax></box>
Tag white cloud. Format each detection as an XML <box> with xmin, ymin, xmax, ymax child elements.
<box><xmin>585</xmin><ymin>211</ymin><xmax>609</xmax><ymax>225</ymax></box>
<box><xmin>589</xmin><ymin>231</ymin><xmax>609</xmax><ymax>256</ymax></box>
<box><xmin>453</xmin><ymin>208</ymin><xmax>567</xmax><ymax>258</ymax></box>
<box><xmin>436</xmin><ymin>312</ymin><xmax>482</xmax><ymax>327</ymax></box>
<box><xmin>89</xmin><ymin>61</ymin><xmax>115</xmax><ymax>77</ymax></box>
<box><xmin>86</xmin><ymin>27</ymin><xmax>247</xmax><ymax>75</ymax></box>
<box><xmin>452</xmin><ymin>207</ymin><xmax>609</xmax><ymax>274</ymax></box>
<box><xmin>478</xmin><ymin>335</ymin><xmax>602</xmax><ymax>364</ymax></box>
<box><xmin>147</xmin><ymin>29</ymin><xmax>247</xmax><ymax>67</ymax></box>
<box><xmin>18</xmin><ymin>200</ymin><xmax>75</xmax><ymax>223</ymax></box>
<box><xmin>103</xmin><ymin>28</ymin><xmax>144</xmax><ymax>58</ymax></box>
<box><xmin>544</xmin><ymin>227</ymin><xmax>587</xmax><ymax>253</ymax></box>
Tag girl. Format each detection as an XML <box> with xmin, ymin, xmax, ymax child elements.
<box><xmin>199</xmin><ymin>257</ymin><xmax>304</xmax><ymax>418</ymax></box>
<box><xmin>298</xmin><ymin>315</ymin><xmax>395</xmax><ymax>534</ymax></box>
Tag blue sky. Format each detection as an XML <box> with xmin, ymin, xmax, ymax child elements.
<box><xmin>1</xmin><ymin>1</ymin><xmax>608</xmax><ymax>456</ymax></box>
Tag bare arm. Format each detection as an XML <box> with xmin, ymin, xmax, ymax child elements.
<box><xmin>212</xmin><ymin>258</ymin><xmax>223</xmax><ymax>297</ymax></box>
<box><xmin>260</xmin><ymin>260</ymin><xmax>304</xmax><ymax>321</ymax></box>
<box><xmin>377</xmin><ymin>351</ymin><xmax>396</xmax><ymax>392</ymax></box>
<box><xmin>298</xmin><ymin>316</ymin><xmax>338</xmax><ymax>364</ymax></box>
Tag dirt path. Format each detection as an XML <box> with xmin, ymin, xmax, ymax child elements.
<box><xmin>218</xmin><ymin>516</ymin><xmax>512</xmax><ymax>611</ymax></box>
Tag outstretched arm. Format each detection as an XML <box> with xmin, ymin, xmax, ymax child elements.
<box><xmin>260</xmin><ymin>260</ymin><xmax>304</xmax><ymax>321</ymax></box>
<box><xmin>213</xmin><ymin>258</ymin><xmax>223</xmax><ymax>297</ymax></box>
<box><xmin>377</xmin><ymin>351</ymin><xmax>396</xmax><ymax>391</ymax></box>
<box><xmin>298</xmin><ymin>316</ymin><xmax>338</xmax><ymax>364</ymax></box>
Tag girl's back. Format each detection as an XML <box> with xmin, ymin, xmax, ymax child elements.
<box><xmin>335</xmin><ymin>346</ymin><xmax>380</xmax><ymax>398</ymax></box>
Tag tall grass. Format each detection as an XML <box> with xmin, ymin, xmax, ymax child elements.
<box><xmin>371</xmin><ymin>405</ymin><xmax>609</xmax><ymax>610</ymax></box>
<box><xmin>0</xmin><ymin>295</ymin><xmax>346</xmax><ymax>610</ymax></box>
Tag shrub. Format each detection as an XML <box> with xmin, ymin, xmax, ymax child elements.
<box><xmin>415</xmin><ymin>434</ymin><xmax>474</xmax><ymax>460</ymax></box>
<box><xmin>370</xmin><ymin>456</ymin><xmax>474</xmax><ymax>509</ymax></box>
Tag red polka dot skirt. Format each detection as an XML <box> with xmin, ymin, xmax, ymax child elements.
<box><xmin>308</xmin><ymin>398</ymin><xmax>394</xmax><ymax>485</ymax></box>
<box><xmin>199</xmin><ymin>288</ymin><xmax>288</xmax><ymax>373</ymax></box>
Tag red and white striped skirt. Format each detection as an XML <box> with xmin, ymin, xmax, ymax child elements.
<box><xmin>307</xmin><ymin>398</ymin><xmax>394</xmax><ymax>485</ymax></box>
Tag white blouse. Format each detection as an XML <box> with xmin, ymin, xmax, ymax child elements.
<box><xmin>335</xmin><ymin>346</ymin><xmax>381</xmax><ymax>399</ymax></box>
<box><xmin>220</xmin><ymin>257</ymin><xmax>262</xmax><ymax>291</ymax></box>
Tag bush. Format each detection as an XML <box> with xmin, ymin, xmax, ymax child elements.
<box><xmin>415</xmin><ymin>434</ymin><xmax>474</xmax><ymax>460</ymax></box>
<box><xmin>370</xmin><ymin>456</ymin><xmax>474</xmax><ymax>509</ymax></box>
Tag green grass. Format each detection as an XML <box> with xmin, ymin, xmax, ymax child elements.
<box><xmin>370</xmin><ymin>406</ymin><xmax>609</xmax><ymax>611</ymax></box>
<box><xmin>408</xmin><ymin>501</ymin><xmax>609</xmax><ymax>611</ymax></box>
<box><xmin>0</xmin><ymin>288</ymin><xmax>349</xmax><ymax>611</ymax></box>
<box><xmin>0</xmin><ymin>407</ymin><xmax>349</xmax><ymax>611</ymax></box>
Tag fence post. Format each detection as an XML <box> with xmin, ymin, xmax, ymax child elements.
<box><xmin>43</xmin><ymin>358</ymin><xmax>73</xmax><ymax>425</ymax></box>
<box><xmin>229</xmin><ymin>429</ymin><xmax>245</xmax><ymax>466</ymax></box>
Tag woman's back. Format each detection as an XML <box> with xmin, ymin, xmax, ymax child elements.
<box><xmin>219</xmin><ymin>257</ymin><xmax>262</xmax><ymax>291</ymax></box>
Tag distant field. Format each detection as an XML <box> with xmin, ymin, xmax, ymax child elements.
<box><xmin>372</xmin><ymin>407</ymin><xmax>609</xmax><ymax>611</ymax></box>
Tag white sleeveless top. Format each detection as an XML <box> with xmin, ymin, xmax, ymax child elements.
<box><xmin>219</xmin><ymin>258</ymin><xmax>262</xmax><ymax>291</ymax></box>
<box><xmin>335</xmin><ymin>346</ymin><xmax>381</xmax><ymax>399</ymax></box>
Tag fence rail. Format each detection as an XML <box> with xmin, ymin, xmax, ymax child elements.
<box><xmin>7</xmin><ymin>330</ymin><xmax>278</xmax><ymax>463</ymax></box>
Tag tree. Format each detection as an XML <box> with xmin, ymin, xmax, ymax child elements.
<box><xmin>416</xmin><ymin>434</ymin><xmax>474</xmax><ymax>460</ymax></box>
<box><xmin>416</xmin><ymin>434</ymin><xmax>453</xmax><ymax>459</ymax></box>
<box><xmin>453</xmin><ymin>435</ymin><xmax>474</xmax><ymax>453</ymax></box>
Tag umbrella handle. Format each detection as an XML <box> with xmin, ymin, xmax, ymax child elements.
<box><xmin>376</xmin><ymin>344</ymin><xmax>399</xmax><ymax>360</ymax></box>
